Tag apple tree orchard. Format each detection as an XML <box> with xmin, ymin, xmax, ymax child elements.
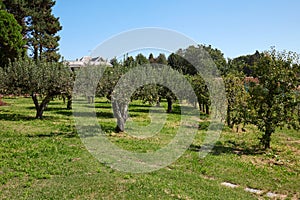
<box><xmin>247</xmin><ymin>48</ymin><xmax>300</xmax><ymax>149</ymax></box>
<box><xmin>1</xmin><ymin>59</ymin><xmax>73</xmax><ymax>119</ymax></box>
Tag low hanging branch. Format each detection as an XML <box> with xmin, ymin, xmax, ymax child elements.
<box><xmin>31</xmin><ymin>92</ymin><xmax>60</xmax><ymax>119</ymax></box>
<box><xmin>2</xmin><ymin>59</ymin><xmax>73</xmax><ymax>119</ymax></box>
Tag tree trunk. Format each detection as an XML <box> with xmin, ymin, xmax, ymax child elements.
<box><xmin>115</xmin><ymin>117</ymin><xmax>125</xmax><ymax>133</ymax></box>
<box><xmin>205</xmin><ymin>104</ymin><xmax>210</xmax><ymax>115</ymax></box>
<box><xmin>34</xmin><ymin>46</ymin><xmax>38</xmax><ymax>61</ymax></box>
<box><xmin>167</xmin><ymin>97</ymin><xmax>172</xmax><ymax>113</ymax></box>
<box><xmin>87</xmin><ymin>95</ymin><xmax>94</xmax><ymax>104</ymax></box>
<box><xmin>261</xmin><ymin>108</ymin><xmax>274</xmax><ymax>149</ymax></box>
<box><xmin>67</xmin><ymin>95</ymin><xmax>72</xmax><ymax>110</ymax></box>
<box><xmin>199</xmin><ymin>102</ymin><xmax>202</xmax><ymax>112</ymax></box>
<box><xmin>39</xmin><ymin>44</ymin><xmax>43</xmax><ymax>60</ymax></box>
<box><xmin>261</xmin><ymin>130</ymin><xmax>272</xmax><ymax>149</ymax></box>
<box><xmin>156</xmin><ymin>97</ymin><xmax>161</xmax><ymax>107</ymax></box>
<box><xmin>112</xmin><ymin>101</ymin><xmax>129</xmax><ymax>133</ymax></box>
<box><xmin>31</xmin><ymin>93</ymin><xmax>53</xmax><ymax>119</ymax></box>
<box><xmin>227</xmin><ymin>105</ymin><xmax>232</xmax><ymax>128</ymax></box>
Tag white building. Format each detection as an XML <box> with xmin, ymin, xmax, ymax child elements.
<box><xmin>66</xmin><ymin>56</ymin><xmax>112</xmax><ymax>70</ymax></box>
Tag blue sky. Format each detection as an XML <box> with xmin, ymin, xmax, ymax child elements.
<box><xmin>53</xmin><ymin>0</ymin><xmax>300</xmax><ymax>61</ymax></box>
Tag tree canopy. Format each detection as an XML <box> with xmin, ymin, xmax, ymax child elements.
<box><xmin>3</xmin><ymin>0</ymin><xmax>62</xmax><ymax>61</ymax></box>
<box><xmin>2</xmin><ymin>59</ymin><xmax>73</xmax><ymax>118</ymax></box>
<box><xmin>0</xmin><ymin>10</ymin><xmax>25</xmax><ymax>67</ymax></box>
<box><xmin>247</xmin><ymin>48</ymin><xmax>300</xmax><ymax>148</ymax></box>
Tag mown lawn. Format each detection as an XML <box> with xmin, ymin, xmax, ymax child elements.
<box><xmin>0</xmin><ymin>97</ymin><xmax>299</xmax><ymax>199</ymax></box>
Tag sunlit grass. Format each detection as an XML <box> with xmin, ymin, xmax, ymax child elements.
<box><xmin>0</xmin><ymin>97</ymin><xmax>299</xmax><ymax>199</ymax></box>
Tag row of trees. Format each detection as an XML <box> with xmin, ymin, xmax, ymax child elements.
<box><xmin>96</xmin><ymin>47</ymin><xmax>300</xmax><ymax>149</ymax></box>
<box><xmin>1</xmin><ymin>44</ymin><xmax>299</xmax><ymax>148</ymax></box>
<box><xmin>0</xmin><ymin>1</ymin><xmax>299</xmax><ymax>149</ymax></box>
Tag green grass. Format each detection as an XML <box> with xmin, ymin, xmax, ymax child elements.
<box><xmin>0</xmin><ymin>97</ymin><xmax>299</xmax><ymax>199</ymax></box>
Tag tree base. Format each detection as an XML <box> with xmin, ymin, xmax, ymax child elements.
<box><xmin>115</xmin><ymin>125</ymin><xmax>125</xmax><ymax>133</ymax></box>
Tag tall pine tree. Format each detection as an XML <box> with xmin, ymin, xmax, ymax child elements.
<box><xmin>3</xmin><ymin>0</ymin><xmax>62</xmax><ymax>61</ymax></box>
<box><xmin>0</xmin><ymin>9</ymin><xmax>26</xmax><ymax>67</ymax></box>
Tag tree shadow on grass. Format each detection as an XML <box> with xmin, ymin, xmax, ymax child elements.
<box><xmin>97</xmin><ymin>111</ymin><xmax>114</xmax><ymax>119</ymax></box>
<box><xmin>189</xmin><ymin>140</ymin><xmax>265</xmax><ymax>156</ymax></box>
<box><xmin>94</xmin><ymin>104</ymin><xmax>112</xmax><ymax>109</ymax></box>
<box><xmin>0</xmin><ymin>112</ymin><xmax>62</xmax><ymax>121</ymax></box>
<box><xmin>55</xmin><ymin>110</ymin><xmax>73</xmax><ymax>116</ymax></box>
<box><xmin>27</xmin><ymin>131</ymin><xmax>77</xmax><ymax>138</ymax></box>
<box><xmin>31</xmin><ymin>105</ymin><xmax>70</xmax><ymax>110</ymax></box>
<box><xmin>0</xmin><ymin>113</ymin><xmax>36</xmax><ymax>121</ymax></box>
<box><xmin>129</xmin><ymin>103</ymin><xmax>151</xmax><ymax>108</ymax></box>
<box><xmin>66</xmin><ymin>110</ymin><xmax>115</xmax><ymax>119</ymax></box>
<box><xmin>129</xmin><ymin>108</ymin><xmax>152</xmax><ymax>113</ymax></box>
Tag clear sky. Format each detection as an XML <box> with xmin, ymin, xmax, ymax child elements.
<box><xmin>53</xmin><ymin>0</ymin><xmax>300</xmax><ymax>61</ymax></box>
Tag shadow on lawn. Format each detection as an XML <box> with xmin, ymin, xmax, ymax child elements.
<box><xmin>27</xmin><ymin>131</ymin><xmax>77</xmax><ymax>138</ymax></box>
<box><xmin>129</xmin><ymin>103</ymin><xmax>151</xmax><ymax>108</ymax></box>
<box><xmin>189</xmin><ymin>140</ymin><xmax>265</xmax><ymax>156</ymax></box>
<box><xmin>0</xmin><ymin>113</ymin><xmax>36</xmax><ymax>121</ymax></box>
<box><xmin>68</xmin><ymin>111</ymin><xmax>115</xmax><ymax>119</ymax></box>
<box><xmin>94</xmin><ymin>104</ymin><xmax>112</xmax><ymax>109</ymax></box>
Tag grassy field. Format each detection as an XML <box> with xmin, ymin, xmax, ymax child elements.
<box><xmin>0</xmin><ymin>97</ymin><xmax>299</xmax><ymax>199</ymax></box>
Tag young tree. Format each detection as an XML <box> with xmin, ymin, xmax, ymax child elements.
<box><xmin>224</xmin><ymin>73</ymin><xmax>248</xmax><ymax>129</ymax></box>
<box><xmin>189</xmin><ymin>74</ymin><xmax>210</xmax><ymax>114</ymax></box>
<box><xmin>248</xmin><ymin>48</ymin><xmax>300</xmax><ymax>149</ymax></box>
<box><xmin>0</xmin><ymin>10</ymin><xmax>25</xmax><ymax>67</ymax></box>
<box><xmin>3</xmin><ymin>59</ymin><xmax>73</xmax><ymax>119</ymax></box>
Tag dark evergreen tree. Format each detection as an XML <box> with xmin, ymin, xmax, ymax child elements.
<box><xmin>0</xmin><ymin>10</ymin><xmax>25</xmax><ymax>67</ymax></box>
<box><xmin>3</xmin><ymin>0</ymin><xmax>62</xmax><ymax>61</ymax></box>
<box><xmin>148</xmin><ymin>53</ymin><xmax>155</xmax><ymax>63</ymax></box>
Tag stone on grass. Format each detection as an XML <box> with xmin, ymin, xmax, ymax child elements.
<box><xmin>266</xmin><ymin>192</ymin><xmax>287</xmax><ymax>199</ymax></box>
<box><xmin>244</xmin><ymin>187</ymin><xmax>263</xmax><ymax>195</ymax></box>
<box><xmin>221</xmin><ymin>182</ymin><xmax>239</xmax><ymax>188</ymax></box>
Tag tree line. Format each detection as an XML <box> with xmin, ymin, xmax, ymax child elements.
<box><xmin>0</xmin><ymin>0</ymin><xmax>299</xmax><ymax>149</ymax></box>
<box><xmin>1</xmin><ymin>46</ymin><xmax>299</xmax><ymax>149</ymax></box>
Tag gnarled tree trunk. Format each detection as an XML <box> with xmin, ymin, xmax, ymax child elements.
<box><xmin>112</xmin><ymin>101</ymin><xmax>129</xmax><ymax>132</ymax></box>
<box><xmin>31</xmin><ymin>92</ymin><xmax>55</xmax><ymax>119</ymax></box>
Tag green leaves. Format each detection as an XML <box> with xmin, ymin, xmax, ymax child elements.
<box><xmin>0</xmin><ymin>10</ymin><xmax>25</xmax><ymax>67</ymax></box>
<box><xmin>3</xmin><ymin>0</ymin><xmax>62</xmax><ymax>61</ymax></box>
<box><xmin>224</xmin><ymin>73</ymin><xmax>248</xmax><ymax>127</ymax></box>
<box><xmin>247</xmin><ymin>48</ymin><xmax>300</xmax><ymax>148</ymax></box>
<box><xmin>2</xmin><ymin>59</ymin><xmax>73</xmax><ymax>118</ymax></box>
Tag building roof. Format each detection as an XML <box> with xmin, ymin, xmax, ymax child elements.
<box><xmin>66</xmin><ymin>56</ymin><xmax>112</xmax><ymax>68</ymax></box>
